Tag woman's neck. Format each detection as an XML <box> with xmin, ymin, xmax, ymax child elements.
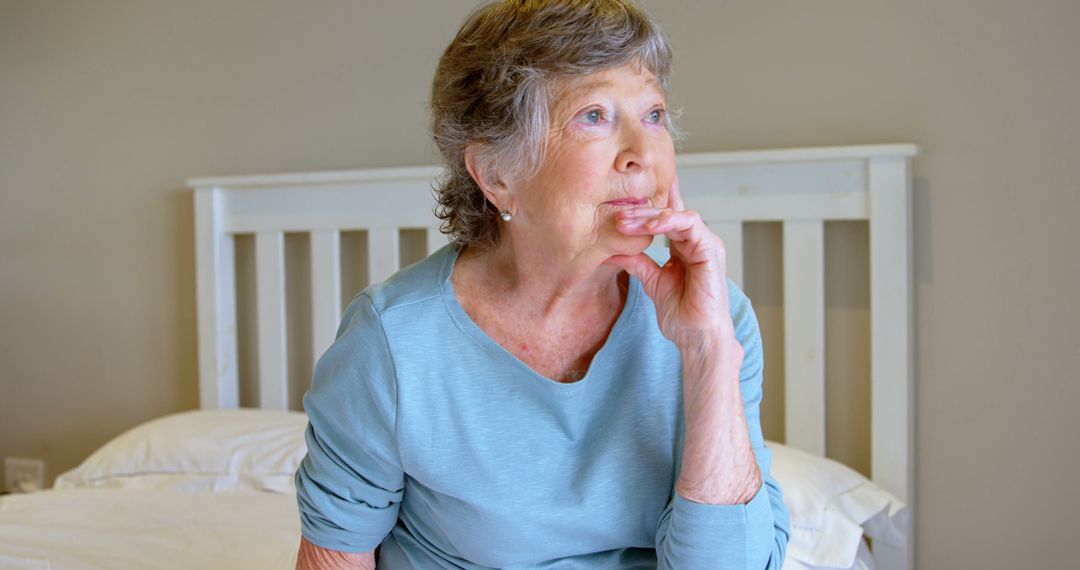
<box><xmin>455</xmin><ymin>236</ymin><xmax>626</xmax><ymax>323</ymax></box>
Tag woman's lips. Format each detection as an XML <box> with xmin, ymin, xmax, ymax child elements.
<box><xmin>603</xmin><ymin>197</ymin><xmax>650</xmax><ymax>207</ymax></box>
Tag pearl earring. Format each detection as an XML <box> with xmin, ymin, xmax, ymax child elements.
<box><xmin>500</xmin><ymin>210</ymin><xmax>513</xmax><ymax>222</ymax></box>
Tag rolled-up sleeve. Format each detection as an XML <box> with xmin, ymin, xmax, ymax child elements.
<box><xmin>656</xmin><ymin>282</ymin><xmax>792</xmax><ymax>568</ymax></box>
<box><xmin>295</xmin><ymin>293</ymin><xmax>404</xmax><ymax>553</ymax></box>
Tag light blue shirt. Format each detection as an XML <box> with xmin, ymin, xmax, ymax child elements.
<box><xmin>295</xmin><ymin>244</ymin><xmax>790</xmax><ymax>568</ymax></box>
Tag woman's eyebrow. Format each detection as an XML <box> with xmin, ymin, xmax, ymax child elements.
<box><xmin>563</xmin><ymin>79</ymin><xmax>615</xmax><ymax>99</ymax></box>
<box><xmin>581</xmin><ymin>78</ymin><xmax>616</xmax><ymax>92</ymax></box>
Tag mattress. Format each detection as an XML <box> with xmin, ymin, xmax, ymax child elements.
<box><xmin>0</xmin><ymin>488</ymin><xmax>298</xmax><ymax>570</ymax></box>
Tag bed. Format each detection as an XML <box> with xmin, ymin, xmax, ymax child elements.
<box><xmin>0</xmin><ymin>143</ymin><xmax>916</xmax><ymax>570</ymax></box>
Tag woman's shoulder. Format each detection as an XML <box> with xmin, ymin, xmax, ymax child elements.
<box><xmin>356</xmin><ymin>243</ymin><xmax>457</xmax><ymax>316</ymax></box>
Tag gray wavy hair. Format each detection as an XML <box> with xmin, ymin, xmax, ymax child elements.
<box><xmin>430</xmin><ymin>0</ymin><xmax>680</xmax><ymax>251</ymax></box>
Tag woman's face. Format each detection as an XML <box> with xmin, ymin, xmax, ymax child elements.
<box><xmin>505</xmin><ymin>63</ymin><xmax>676</xmax><ymax>264</ymax></box>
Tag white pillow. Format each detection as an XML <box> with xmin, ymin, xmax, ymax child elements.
<box><xmin>782</xmin><ymin>537</ymin><xmax>875</xmax><ymax>570</ymax></box>
<box><xmin>767</xmin><ymin>440</ymin><xmax>909</xmax><ymax>568</ymax></box>
<box><xmin>54</xmin><ymin>409</ymin><xmax>308</xmax><ymax>494</ymax></box>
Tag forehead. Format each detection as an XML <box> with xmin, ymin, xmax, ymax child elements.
<box><xmin>554</xmin><ymin>65</ymin><xmax>665</xmax><ymax>106</ymax></box>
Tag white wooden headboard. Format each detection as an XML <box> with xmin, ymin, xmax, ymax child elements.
<box><xmin>190</xmin><ymin>143</ymin><xmax>917</xmax><ymax>569</ymax></box>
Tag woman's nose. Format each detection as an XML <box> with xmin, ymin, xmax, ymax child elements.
<box><xmin>614</xmin><ymin>121</ymin><xmax>654</xmax><ymax>173</ymax></box>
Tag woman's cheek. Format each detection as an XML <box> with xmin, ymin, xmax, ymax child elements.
<box><xmin>556</xmin><ymin>205</ymin><xmax>597</xmax><ymax>242</ymax></box>
<box><xmin>656</xmin><ymin>175</ymin><xmax>675</xmax><ymax>207</ymax></box>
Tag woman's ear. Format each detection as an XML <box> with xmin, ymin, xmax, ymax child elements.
<box><xmin>464</xmin><ymin>144</ymin><xmax>511</xmax><ymax>213</ymax></box>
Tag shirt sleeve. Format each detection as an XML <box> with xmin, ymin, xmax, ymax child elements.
<box><xmin>655</xmin><ymin>280</ymin><xmax>792</xmax><ymax>569</ymax></box>
<box><xmin>295</xmin><ymin>293</ymin><xmax>404</xmax><ymax>553</ymax></box>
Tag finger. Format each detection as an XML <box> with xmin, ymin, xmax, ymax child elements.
<box><xmin>614</xmin><ymin>207</ymin><xmax>677</xmax><ymax>235</ymax></box>
<box><xmin>646</xmin><ymin>210</ymin><xmax>725</xmax><ymax>265</ymax></box>
<box><xmin>615</xmin><ymin>208</ymin><xmax>721</xmax><ymax>260</ymax></box>
<box><xmin>603</xmin><ymin>253</ymin><xmax>662</xmax><ymax>297</ymax></box>
<box><xmin>615</xmin><ymin>213</ymin><xmax>653</xmax><ymax>231</ymax></box>
<box><xmin>615</xmin><ymin>208</ymin><xmax>708</xmax><ymax>245</ymax></box>
<box><xmin>666</xmin><ymin>176</ymin><xmax>685</xmax><ymax>211</ymax></box>
<box><xmin>650</xmin><ymin>210</ymin><xmax>701</xmax><ymax>241</ymax></box>
<box><xmin>623</xmin><ymin>208</ymin><xmax>707</xmax><ymax>243</ymax></box>
<box><xmin>617</xmin><ymin>207</ymin><xmax>665</xmax><ymax>219</ymax></box>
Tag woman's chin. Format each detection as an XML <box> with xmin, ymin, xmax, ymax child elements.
<box><xmin>607</xmin><ymin>234</ymin><xmax>654</xmax><ymax>258</ymax></box>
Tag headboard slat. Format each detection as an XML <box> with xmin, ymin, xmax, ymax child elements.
<box><xmin>310</xmin><ymin>229</ymin><xmax>343</xmax><ymax>362</ymax></box>
<box><xmin>782</xmin><ymin>220</ymin><xmax>827</xmax><ymax>455</ymax></box>
<box><xmin>255</xmin><ymin>230</ymin><xmax>289</xmax><ymax>410</ymax></box>
<box><xmin>708</xmin><ymin>220</ymin><xmax>744</xmax><ymax>289</ymax></box>
<box><xmin>426</xmin><ymin>226</ymin><xmax>448</xmax><ymax>258</ymax></box>
<box><xmin>368</xmin><ymin>228</ymin><xmax>401</xmax><ymax>285</ymax></box>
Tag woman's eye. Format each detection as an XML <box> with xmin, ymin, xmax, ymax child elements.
<box><xmin>647</xmin><ymin>109</ymin><xmax>665</xmax><ymax>123</ymax></box>
<box><xmin>582</xmin><ymin>109</ymin><xmax>602</xmax><ymax>124</ymax></box>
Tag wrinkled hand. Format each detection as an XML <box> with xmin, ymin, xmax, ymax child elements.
<box><xmin>605</xmin><ymin>177</ymin><xmax>738</xmax><ymax>352</ymax></box>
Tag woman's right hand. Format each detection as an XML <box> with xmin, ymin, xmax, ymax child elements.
<box><xmin>606</xmin><ymin>177</ymin><xmax>739</xmax><ymax>353</ymax></box>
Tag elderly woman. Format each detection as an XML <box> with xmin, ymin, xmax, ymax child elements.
<box><xmin>295</xmin><ymin>1</ymin><xmax>790</xmax><ymax>568</ymax></box>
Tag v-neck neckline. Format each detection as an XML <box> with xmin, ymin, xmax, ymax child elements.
<box><xmin>438</xmin><ymin>244</ymin><xmax>642</xmax><ymax>397</ymax></box>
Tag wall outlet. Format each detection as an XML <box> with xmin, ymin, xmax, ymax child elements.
<box><xmin>3</xmin><ymin>457</ymin><xmax>45</xmax><ymax>493</ymax></box>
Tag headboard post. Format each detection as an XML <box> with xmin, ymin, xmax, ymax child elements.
<box><xmin>194</xmin><ymin>186</ymin><xmax>240</xmax><ymax>409</ymax></box>
<box><xmin>868</xmin><ymin>155</ymin><xmax>916</xmax><ymax>570</ymax></box>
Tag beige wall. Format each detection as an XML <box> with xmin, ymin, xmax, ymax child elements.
<box><xmin>1</xmin><ymin>1</ymin><xmax>1077</xmax><ymax>568</ymax></box>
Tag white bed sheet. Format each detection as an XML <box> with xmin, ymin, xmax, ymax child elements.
<box><xmin>0</xmin><ymin>489</ymin><xmax>299</xmax><ymax>570</ymax></box>
<box><xmin>0</xmin><ymin>487</ymin><xmax>875</xmax><ymax>569</ymax></box>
